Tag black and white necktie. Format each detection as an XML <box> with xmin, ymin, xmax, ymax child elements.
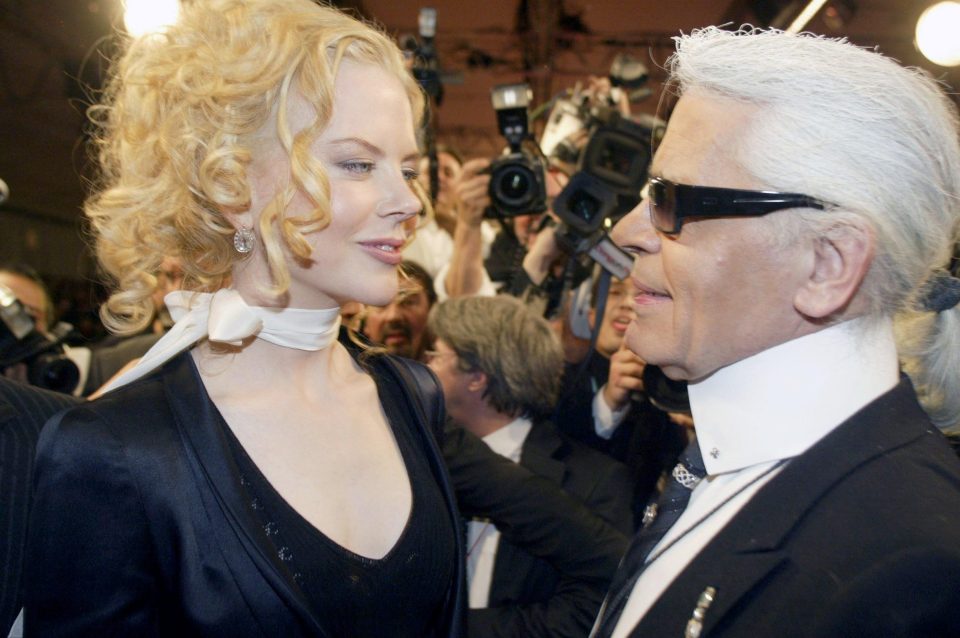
<box><xmin>593</xmin><ymin>439</ymin><xmax>707</xmax><ymax>638</ymax></box>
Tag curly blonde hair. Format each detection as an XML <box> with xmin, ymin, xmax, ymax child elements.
<box><xmin>86</xmin><ymin>0</ymin><xmax>426</xmax><ymax>334</ymax></box>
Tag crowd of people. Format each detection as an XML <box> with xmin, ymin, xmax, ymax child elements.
<box><xmin>2</xmin><ymin>0</ymin><xmax>960</xmax><ymax>636</ymax></box>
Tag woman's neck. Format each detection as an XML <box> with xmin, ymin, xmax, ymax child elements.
<box><xmin>192</xmin><ymin>335</ymin><xmax>359</xmax><ymax>400</ymax></box>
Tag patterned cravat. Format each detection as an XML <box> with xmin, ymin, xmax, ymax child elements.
<box><xmin>593</xmin><ymin>439</ymin><xmax>707</xmax><ymax>638</ymax></box>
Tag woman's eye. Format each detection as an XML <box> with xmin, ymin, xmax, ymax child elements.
<box><xmin>340</xmin><ymin>160</ymin><xmax>374</xmax><ymax>175</ymax></box>
<box><xmin>402</xmin><ymin>167</ymin><xmax>420</xmax><ymax>182</ymax></box>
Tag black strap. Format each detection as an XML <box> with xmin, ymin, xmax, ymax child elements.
<box><xmin>388</xmin><ymin>355</ymin><xmax>445</xmax><ymax>443</ymax></box>
<box><xmin>380</xmin><ymin>355</ymin><xmax>465</xmax><ymax>638</ymax></box>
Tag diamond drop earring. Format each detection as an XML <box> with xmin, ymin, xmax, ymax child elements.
<box><xmin>233</xmin><ymin>226</ymin><xmax>255</xmax><ymax>254</ymax></box>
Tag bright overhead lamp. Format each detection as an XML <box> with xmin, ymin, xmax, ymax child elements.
<box><xmin>915</xmin><ymin>2</ymin><xmax>960</xmax><ymax>67</ymax></box>
<box><xmin>123</xmin><ymin>0</ymin><xmax>180</xmax><ymax>38</ymax></box>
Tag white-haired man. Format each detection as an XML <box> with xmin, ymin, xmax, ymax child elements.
<box><xmin>593</xmin><ymin>27</ymin><xmax>960</xmax><ymax>638</ymax></box>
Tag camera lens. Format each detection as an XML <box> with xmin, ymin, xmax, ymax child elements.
<box><xmin>569</xmin><ymin>190</ymin><xmax>601</xmax><ymax>224</ymax></box>
<box><xmin>487</xmin><ymin>153</ymin><xmax>546</xmax><ymax>217</ymax></box>
<box><xmin>495</xmin><ymin>166</ymin><xmax>534</xmax><ymax>206</ymax></box>
<box><xmin>598</xmin><ymin>140</ymin><xmax>634</xmax><ymax>176</ymax></box>
<box><xmin>28</xmin><ymin>353</ymin><xmax>80</xmax><ymax>394</ymax></box>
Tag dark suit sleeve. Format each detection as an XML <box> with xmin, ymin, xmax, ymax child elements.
<box><xmin>443</xmin><ymin>423</ymin><xmax>627</xmax><ymax>578</ymax></box>
<box><xmin>24</xmin><ymin>406</ymin><xmax>161</xmax><ymax>637</ymax></box>
<box><xmin>443</xmin><ymin>424</ymin><xmax>627</xmax><ymax>637</ymax></box>
<box><xmin>466</xmin><ymin>434</ymin><xmax>634</xmax><ymax>638</ymax></box>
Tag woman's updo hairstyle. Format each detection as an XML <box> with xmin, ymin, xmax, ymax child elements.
<box><xmin>87</xmin><ymin>0</ymin><xmax>425</xmax><ymax>333</ymax></box>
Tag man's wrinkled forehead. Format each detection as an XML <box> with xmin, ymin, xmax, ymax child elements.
<box><xmin>651</xmin><ymin>89</ymin><xmax>762</xmax><ymax>190</ymax></box>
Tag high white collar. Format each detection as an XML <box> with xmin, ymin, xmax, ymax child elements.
<box><xmin>98</xmin><ymin>289</ymin><xmax>341</xmax><ymax>395</ymax></box>
<box><xmin>688</xmin><ymin>317</ymin><xmax>899</xmax><ymax>476</ymax></box>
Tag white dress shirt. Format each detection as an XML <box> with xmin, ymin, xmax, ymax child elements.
<box><xmin>609</xmin><ymin>317</ymin><xmax>900</xmax><ymax>638</ymax></box>
<box><xmin>466</xmin><ymin>417</ymin><xmax>534</xmax><ymax>608</ymax></box>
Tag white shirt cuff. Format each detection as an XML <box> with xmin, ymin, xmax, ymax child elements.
<box><xmin>592</xmin><ymin>385</ymin><xmax>629</xmax><ymax>439</ymax></box>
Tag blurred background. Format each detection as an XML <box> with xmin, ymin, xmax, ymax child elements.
<box><xmin>1</xmin><ymin>0</ymin><xmax>958</xmax><ymax>338</ymax></box>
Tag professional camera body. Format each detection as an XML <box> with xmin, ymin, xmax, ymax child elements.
<box><xmin>0</xmin><ymin>284</ymin><xmax>79</xmax><ymax>393</ymax></box>
<box><xmin>485</xmin><ymin>83</ymin><xmax>549</xmax><ymax>219</ymax></box>
<box><xmin>550</xmin><ymin>106</ymin><xmax>662</xmax><ymax>280</ymax></box>
<box><xmin>553</xmin><ymin>110</ymin><xmax>660</xmax><ymax>238</ymax></box>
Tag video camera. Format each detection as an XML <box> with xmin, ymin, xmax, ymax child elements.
<box><xmin>485</xmin><ymin>83</ymin><xmax>549</xmax><ymax>219</ymax></box>
<box><xmin>0</xmin><ymin>284</ymin><xmax>79</xmax><ymax>394</ymax></box>
<box><xmin>553</xmin><ymin>110</ymin><xmax>659</xmax><ymax>238</ymax></box>
<box><xmin>550</xmin><ymin>111</ymin><xmax>662</xmax><ymax>280</ymax></box>
<box><xmin>543</xmin><ymin>56</ymin><xmax>664</xmax><ymax>280</ymax></box>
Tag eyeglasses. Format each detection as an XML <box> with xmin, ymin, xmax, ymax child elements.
<box><xmin>647</xmin><ymin>176</ymin><xmax>829</xmax><ymax>235</ymax></box>
<box><xmin>424</xmin><ymin>349</ymin><xmax>457</xmax><ymax>364</ymax></box>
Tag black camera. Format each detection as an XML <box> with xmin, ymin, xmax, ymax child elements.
<box><xmin>0</xmin><ymin>284</ymin><xmax>80</xmax><ymax>394</ymax></box>
<box><xmin>485</xmin><ymin>83</ymin><xmax>548</xmax><ymax>218</ymax></box>
<box><xmin>553</xmin><ymin>111</ymin><xmax>661</xmax><ymax>237</ymax></box>
<box><xmin>549</xmin><ymin>111</ymin><xmax>662</xmax><ymax>280</ymax></box>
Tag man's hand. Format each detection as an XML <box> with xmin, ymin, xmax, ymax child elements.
<box><xmin>602</xmin><ymin>343</ymin><xmax>645</xmax><ymax>412</ymax></box>
<box><xmin>451</xmin><ymin>158</ymin><xmax>491</xmax><ymax>229</ymax></box>
<box><xmin>585</xmin><ymin>75</ymin><xmax>631</xmax><ymax>117</ymax></box>
<box><xmin>444</xmin><ymin>157</ymin><xmax>492</xmax><ymax>298</ymax></box>
<box><xmin>521</xmin><ymin>219</ymin><xmax>563</xmax><ymax>286</ymax></box>
<box><xmin>2</xmin><ymin>362</ymin><xmax>30</xmax><ymax>385</ymax></box>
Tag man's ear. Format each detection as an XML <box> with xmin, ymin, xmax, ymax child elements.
<box><xmin>467</xmin><ymin>370</ymin><xmax>488</xmax><ymax>394</ymax></box>
<box><xmin>794</xmin><ymin>219</ymin><xmax>874</xmax><ymax>319</ymax></box>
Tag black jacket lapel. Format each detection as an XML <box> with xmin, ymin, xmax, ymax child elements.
<box><xmin>632</xmin><ymin>377</ymin><xmax>929</xmax><ymax>636</ymax></box>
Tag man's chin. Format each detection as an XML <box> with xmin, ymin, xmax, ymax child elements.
<box><xmin>385</xmin><ymin>342</ymin><xmax>414</xmax><ymax>359</ymax></box>
<box><xmin>624</xmin><ymin>328</ymin><xmax>689</xmax><ymax>381</ymax></box>
<box><xmin>623</xmin><ymin>324</ymin><xmax>655</xmax><ymax>362</ymax></box>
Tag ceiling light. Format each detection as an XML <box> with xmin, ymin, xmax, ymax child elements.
<box><xmin>123</xmin><ymin>0</ymin><xmax>180</xmax><ymax>38</ymax></box>
<box><xmin>916</xmin><ymin>2</ymin><xmax>960</xmax><ymax>67</ymax></box>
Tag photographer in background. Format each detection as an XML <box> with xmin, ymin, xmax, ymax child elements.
<box><xmin>404</xmin><ymin>146</ymin><xmax>499</xmax><ymax>299</ymax></box>
<box><xmin>82</xmin><ymin>256</ymin><xmax>184</xmax><ymax>395</ymax></box>
<box><xmin>0</xmin><ymin>263</ymin><xmax>82</xmax><ymax>635</ymax></box>
<box><xmin>406</xmin><ymin>147</ymin><xmax>460</xmax><ymax>279</ymax></box>
<box><xmin>434</xmin><ymin>156</ymin><xmax>500</xmax><ymax>300</ymax></box>
<box><xmin>0</xmin><ymin>265</ymin><xmax>53</xmax><ymax>333</ymax></box>
<box><xmin>441</xmin><ymin>68</ymin><xmax>657</xmax><ymax>318</ymax></box>
<box><xmin>0</xmin><ymin>264</ymin><xmax>87</xmax><ymax>395</ymax></box>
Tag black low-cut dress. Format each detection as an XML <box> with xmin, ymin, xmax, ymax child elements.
<box><xmin>24</xmin><ymin>333</ymin><xmax>464</xmax><ymax>637</ymax></box>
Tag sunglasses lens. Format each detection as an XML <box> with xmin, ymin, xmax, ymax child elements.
<box><xmin>649</xmin><ymin>179</ymin><xmax>675</xmax><ymax>233</ymax></box>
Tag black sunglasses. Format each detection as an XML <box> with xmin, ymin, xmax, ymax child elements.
<box><xmin>648</xmin><ymin>176</ymin><xmax>829</xmax><ymax>235</ymax></box>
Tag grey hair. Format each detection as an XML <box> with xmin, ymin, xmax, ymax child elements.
<box><xmin>666</xmin><ymin>26</ymin><xmax>960</xmax><ymax>432</ymax></box>
<box><xmin>428</xmin><ymin>295</ymin><xmax>563</xmax><ymax>419</ymax></box>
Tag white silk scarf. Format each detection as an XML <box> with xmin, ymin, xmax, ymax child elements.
<box><xmin>98</xmin><ymin>288</ymin><xmax>341</xmax><ymax>395</ymax></box>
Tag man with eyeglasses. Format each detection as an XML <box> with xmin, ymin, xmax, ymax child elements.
<box><xmin>428</xmin><ymin>294</ymin><xmax>633</xmax><ymax>637</ymax></box>
<box><xmin>593</xmin><ymin>26</ymin><xmax>960</xmax><ymax>638</ymax></box>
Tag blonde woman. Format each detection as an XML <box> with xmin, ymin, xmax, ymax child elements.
<box><xmin>24</xmin><ymin>1</ymin><xmax>463</xmax><ymax>635</ymax></box>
